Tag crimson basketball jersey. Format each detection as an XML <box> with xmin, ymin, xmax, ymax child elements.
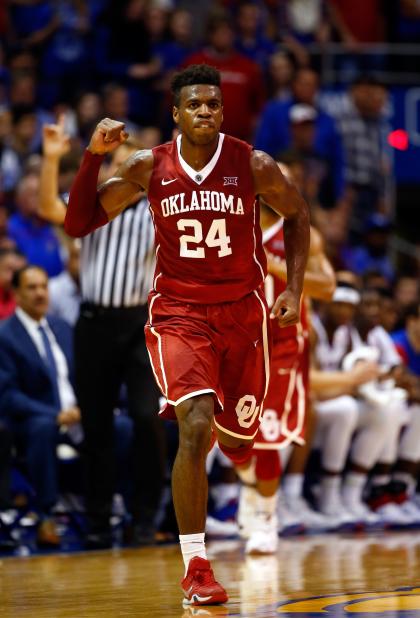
<box><xmin>263</xmin><ymin>219</ymin><xmax>309</xmax><ymax>342</ymax></box>
<box><xmin>147</xmin><ymin>133</ymin><xmax>266</xmax><ymax>303</ymax></box>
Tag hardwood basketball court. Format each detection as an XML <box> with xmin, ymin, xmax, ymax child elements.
<box><xmin>2</xmin><ymin>531</ymin><xmax>420</xmax><ymax>617</ymax></box>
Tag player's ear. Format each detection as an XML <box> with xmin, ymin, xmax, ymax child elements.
<box><xmin>173</xmin><ymin>105</ymin><xmax>179</xmax><ymax>124</ymax></box>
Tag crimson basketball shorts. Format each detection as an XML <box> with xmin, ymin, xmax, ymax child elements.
<box><xmin>254</xmin><ymin>332</ymin><xmax>309</xmax><ymax>450</ymax></box>
<box><xmin>145</xmin><ymin>288</ymin><xmax>271</xmax><ymax>440</ymax></box>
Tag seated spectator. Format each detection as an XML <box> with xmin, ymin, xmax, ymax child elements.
<box><xmin>184</xmin><ymin>13</ymin><xmax>265</xmax><ymax>141</ymax></box>
<box><xmin>0</xmin><ymin>265</ymin><xmax>81</xmax><ymax>547</ymax></box>
<box><xmin>7</xmin><ymin>173</ymin><xmax>64</xmax><ymax>277</ymax></box>
<box><xmin>312</xmin><ymin>276</ymin><xmax>405</xmax><ymax>526</ymax></box>
<box><xmin>48</xmin><ymin>240</ymin><xmax>81</xmax><ymax>327</ymax></box>
<box><xmin>379</xmin><ymin>290</ymin><xmax>400</xmax><ymax>334</ymax></box>
<box><xmin>342</xmin><ymin>214</ymin><xmax>395</xmax><ymax>282</ymax></box>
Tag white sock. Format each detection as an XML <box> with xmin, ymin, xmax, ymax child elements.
<box><xmin>342</xmin><ymin>472</ymin><xmax>366</xmax><ymax>504</ymax></box>
<box><xmin>283</xmin><ymin>474</ymin><xmax>304</xmax><ymax>498</ymax></box>
<box><xmin>255</xmin><ymin>493</ymin><xmax>277</xmax><ymax>518</ymax></box>
<box><xmin>179</xmin><ymin>533</ymin><xmax>207</xmax><ymax>574</ymax></box>
<box><xmin>320</xmin><ymin>475</ymin><xmax>341</xmax><ymax>507</ymax></box>
<box><xmin>371</xmin><ymin>474</ymin><xmax>391</xmax><ymax>487</ymax></box>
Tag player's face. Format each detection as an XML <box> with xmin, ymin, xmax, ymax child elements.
<box><xmin>173</xmin><ymin>85</ymin><xmax>223</xmax><ymax>145</ymax></box>
<box><xmin>359</xmin><ymin>291</ymin><xmax>381</xmax><ymax>327</ymax></box>
<box><xmin>329</xmin><ymin>301</ymin><xmax>356</xmax><ymax>326</ymax></box>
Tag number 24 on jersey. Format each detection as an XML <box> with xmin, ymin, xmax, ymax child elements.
<box><xmin>177</xmin><ymin>218</ymin><xmax>232</xmax><ymax>258</ymax></box>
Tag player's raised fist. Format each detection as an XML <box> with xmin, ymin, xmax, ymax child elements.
<box><xmin>87</xmin><ymin>118</ymin><xmax>129</xmax><ymax>155</ymax></box>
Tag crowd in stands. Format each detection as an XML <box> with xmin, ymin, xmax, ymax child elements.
<box><xmin>0</xmin><ymin>0</ymin><xmax>419</xmax><ymax>552</ymax></box>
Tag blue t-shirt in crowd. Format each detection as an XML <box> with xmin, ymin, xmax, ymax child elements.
<box><xmin>392</xmin><ymin>330</ymin><xmax>420</xmax><ymax>376</ymax></box>
<box><xmin>342</xmin><ymin>246</ymin><xmax>395</xmax><ymax>282</ymax></box>
<box><xmin>254</xmin><ymin>97</ymin><xmax>345</xmax><ymax>201</ymax></box>
<box><xmin>7</xmin><ymin>213</ymin><xmax>64</xmax><ymax>277</ymax></box>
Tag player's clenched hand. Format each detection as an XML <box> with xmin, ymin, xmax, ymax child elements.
<box><xmin>87</xmin><ymin>118</ymin><xmax>129</xmax><ymax>155</ymax></box>
<box><xmin>271</xmin><ymin>288</ymin><xmax>300</xmax><ymax>327</ymax></box>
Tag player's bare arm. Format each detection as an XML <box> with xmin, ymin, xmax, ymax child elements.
<box><xmin>39</xmin><ymin>115</ymin><xmax>70</xmax><ymax>225</ymax></box>
<box><xmin>87</xmin><ymin>119</ymin><xmax>154</xmax><ymax>220</ymax></box>
<box><xmin>97</xmin><ymin>148</ymin><xmax>154</xmax><ymax>220</ymax></box>
<box><xmin>251</xmin><ymin>150</ymin><xmax>310</xmax><ymax>326</ymax></box>
<box><xmin>64</xmin><ymin>118</ymin><xmax>153</xmax><ymax>237</ymax></box>
<box><xmin>267</xmin><ymin>226</ymin><xmax>335</xmax><ymax>302</ymax></box>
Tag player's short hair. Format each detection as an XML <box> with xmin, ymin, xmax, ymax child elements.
<box><xmin>171</xmin><ymin>64</ymin><xmax>221</xmax><ymax>107</ymax></box>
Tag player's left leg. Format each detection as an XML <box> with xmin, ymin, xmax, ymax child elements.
<box><xmin>174</xmin><ymin>394</ymin><xmax>229</xmax><ymax>606</ymax></box>
<box><xmin>242</xmin><ymin>449</ymin><xmax>281</xmax><ymax>555</ymax></box>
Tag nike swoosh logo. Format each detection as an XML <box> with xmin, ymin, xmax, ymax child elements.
<box><xmin>161</xmin><ymin>178</ymin><xmax>177</xmax><ymax>185</ymax></box>
<box><xmin>192</xmin><ymin>594</ymin><xmax>212</xmax><ymax>603</ymax></box>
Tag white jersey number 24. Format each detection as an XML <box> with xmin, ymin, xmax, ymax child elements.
<box><xmin>177</xmin><ymin>218</ymin><xmax>232</xmax><ymax>258</ymax></box>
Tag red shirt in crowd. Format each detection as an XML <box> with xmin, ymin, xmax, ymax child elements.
<box><xmin>0</xmin><ymin>287</ymin><xmax>16</xmax><ymax>320</ymax></box>
<box><xmin>329</xmin><ymin>0</ymin><xmax>383</xmax><ymax>43</ymax></box>
<box><xmin>183</xmin><ymin>50</ymin><xmax>265</xmax><ymax>141</ymax></box>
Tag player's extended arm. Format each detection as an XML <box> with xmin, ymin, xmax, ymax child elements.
<box><xmin>39</xmin><ymin>117</ymin><xmax>70</xmax><ymax>225</ymax></box>
<box><xmin>251</xmin><ymin>150</ymin><xmax>310</xmax><ymax>326</ymax></box>
<box><xmin>64</xmin><ymin>118</ymin><xmax>153</xmax><ymax>237</ymax></box>
<box><xmin>267</xmin><ymin>226</ymin><xmax>336</xmax><ymax>302</ymax></box>
<box><xmin>305</xmin><ymin>227</ymin><xmax>336</xmax><ymax>301</ymax></box>
<box><xmin>311</xmin><ymin>361</ymin><xmax>380</xmax><ymax>400</ymax></box>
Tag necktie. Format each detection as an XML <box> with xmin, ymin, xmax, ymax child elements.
<box><xmin>38</xmin><ymin>324</ymin><xmax>61</xmax><ymax>408</ymax></box>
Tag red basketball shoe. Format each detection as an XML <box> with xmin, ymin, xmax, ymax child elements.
<box><xmin>181</xmin><ymin>557</ymin><xmax>228</xmax><ymax>606</ymax></box>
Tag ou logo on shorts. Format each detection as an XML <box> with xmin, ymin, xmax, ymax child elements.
<box><xmin>235</xmin><ymin>395</ymin><xmax>260</xmax><ymax>429</ymax></box>
<box><xmin>260</xmin><ymin>409</ymin><xmax>282</xmax><ymax>442</ymax></box>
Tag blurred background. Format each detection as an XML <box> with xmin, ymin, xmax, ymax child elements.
<box><xmin>0</xmin><ymin>0</ymin><xmax>420</xmax><ymax>553</ymax></box>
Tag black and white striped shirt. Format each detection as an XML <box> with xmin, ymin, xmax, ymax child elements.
<box><xmin>78</xmin><ymin>197</ymin><xmax>155</xmax><ymax>307</ymax></box>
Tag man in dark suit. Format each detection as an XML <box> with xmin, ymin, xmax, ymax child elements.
<box><xmin>0</xmin><ymin>265</ymin><xmax>81</xmax><ymax>547</ymax></box>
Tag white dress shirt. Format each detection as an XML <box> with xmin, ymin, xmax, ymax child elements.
<box><xmin>49</xmin><ymin>271</ymin><xmax>81</xmax><ymax>326</ymax></box>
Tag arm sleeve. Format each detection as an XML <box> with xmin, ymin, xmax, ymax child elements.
<box><xmin>64</xmin><ymin>150</ymin><xmax>108</xmax><ymax>238</ymax></box>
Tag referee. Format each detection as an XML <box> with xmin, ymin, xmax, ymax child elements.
<box><xmin>39</xmin><ymin>119</ymin><xmax>165</xmax><ymax>549</ymax></box>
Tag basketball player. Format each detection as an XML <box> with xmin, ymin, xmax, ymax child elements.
<box><xmin>238</xmin><ymin>163</ymin><xmax>336</xmax><ymax>554</ymax></box>
<box><xmin>64</xmin><ymin>65</ymin><xmax>310</xmax><ymax>606</ymax></box>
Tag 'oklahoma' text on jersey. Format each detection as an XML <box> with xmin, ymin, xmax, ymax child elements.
<box><xmin>148</xmin><ymin>133</ymin><xmax>266</xmax><ymax>303</ymax></box>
